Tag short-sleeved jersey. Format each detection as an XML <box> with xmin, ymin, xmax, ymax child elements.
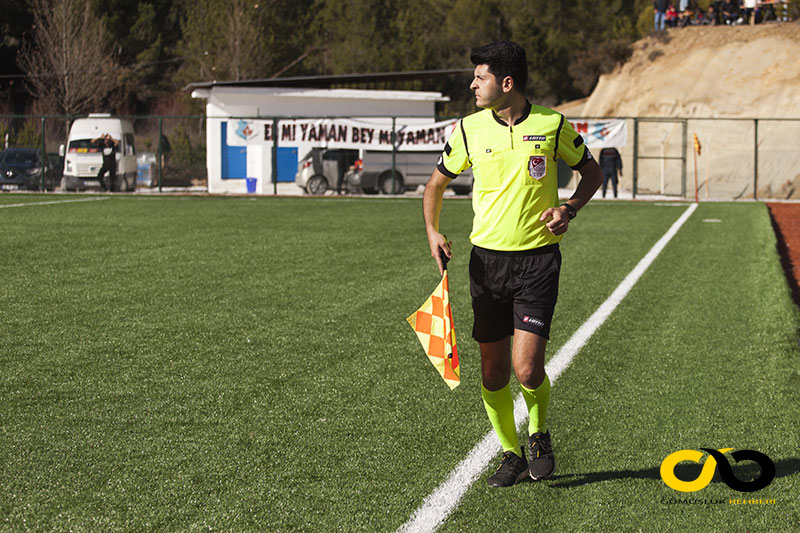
<box><xmin>437</xmin><ymin>102</ymin><xmax>592</xmax><ymax>251</ymax></box>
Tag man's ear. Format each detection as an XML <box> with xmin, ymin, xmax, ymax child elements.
<box><xmin>501</xmin><ymin>75</ymin><xmax>514</xmax><ymax>93</ymax></box>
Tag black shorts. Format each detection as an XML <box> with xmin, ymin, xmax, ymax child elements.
<box><xmin>469</xmin><ymin>244</ymin><xmax>561</xmax><ymax>343</ymax></box>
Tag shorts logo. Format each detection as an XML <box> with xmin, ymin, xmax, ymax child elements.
<box><xmin>528</xmin><ymin>156</ymin><xmax>546</xmax><ymax>180</ymax></box>
<box><xmin>660</xmin><ymin>448</ymin><xmax>776</xmax><ymax>493</ymax></box>
<box><xmin>523</xmin><ymin>135</ymin><xmax>546</xmax><ymax>141</ymax></box>
<box><xmin>523</xmin><ymin>316</ymin><xmax>545</xmax><ymax>327</ymax></box>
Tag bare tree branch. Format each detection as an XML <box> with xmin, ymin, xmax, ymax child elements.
<box><xmin>17</xmin><ymin>0</ymin><xmax>119</xmax><ymax>115</ymax></box>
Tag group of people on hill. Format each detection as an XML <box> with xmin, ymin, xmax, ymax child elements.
<box><xmin>654</xmin><ymin>0</ymin><xmax>786</xmax><ymax>30</ymax></box>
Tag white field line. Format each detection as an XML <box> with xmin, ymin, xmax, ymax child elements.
<box><xmin>398</xmin><ymin>202</ymin><xmax>698</xmax><ymax>533</ymax></box>
<box><xmin>0</xmin><ymin>197</ymin><xmax>110</xmax><ymax>209</ymax></box>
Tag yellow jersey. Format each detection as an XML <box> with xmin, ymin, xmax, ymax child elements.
<box><xmin>438</xmin><ymin>102</ymin><xmax>591</xmax><ymax>251</ymax></box>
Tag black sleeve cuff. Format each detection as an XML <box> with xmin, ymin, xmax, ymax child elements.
<box><xmin>437</xmin><ymin>162</ymin><xmax>458</xmax><ymax>179</ymax></box>
<box><xmin>570</xmin><ymin>146</ymin><xmax>592</xmax><ymax>171</ymax></box>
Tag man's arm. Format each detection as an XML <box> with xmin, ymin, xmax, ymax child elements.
<box><xmin>540</xmin><ymin>158</ymin><xmax>604</xmax><ymax>236</ymax></box>
<box><xmin>423</xmin><ymin>168</ymin><xmax>453</xmax><ymax>275</ymax></box>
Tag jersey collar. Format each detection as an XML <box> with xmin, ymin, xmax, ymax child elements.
<box><xmin>491</xmin><ymin>101</ymin><xmax>532</xmax><ymax>127</ymax></box>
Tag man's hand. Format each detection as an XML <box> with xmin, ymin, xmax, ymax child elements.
<box><xmin>540</xmin><ymin>205</ymin><xmax>571</xmax><ymax>236</ymax></box>
<box><xmin>427</xmin><ymin>231</ymin><xmax>452</xmax><ymax>275</ymax></box>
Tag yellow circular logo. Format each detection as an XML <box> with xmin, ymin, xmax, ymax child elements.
<box><xmin>660</xmin><ymin>448</ymin><xmax>775</xmax><ymax>493</ymax></box>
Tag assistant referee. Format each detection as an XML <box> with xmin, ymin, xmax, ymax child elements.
<box><xmin>423</xmin><ymin>41</ymin><xmax>603</xmax><ymax>487</ymax></box>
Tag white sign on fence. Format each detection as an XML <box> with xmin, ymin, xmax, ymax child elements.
<box><xmin>225</xmin><ymin>117</ymin><xmax>459</xmax><ymax>151</ymax></box>
<box><xmin>225</xmin><ymin>116</ymin><xmax>627</xmax><ymax>151</ymax></box>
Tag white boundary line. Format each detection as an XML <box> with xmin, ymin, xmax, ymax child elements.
<box><xmin>398</xmin><ymin>203</ymin><xmax>698</xmax><ymax>533</ymax></box>
<box><xmin>0</xmin><ymin>197</ymin><xmax>110</xmax><ymax>209</ymax></box>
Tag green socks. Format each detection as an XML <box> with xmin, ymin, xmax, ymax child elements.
<box><xmin>481</xmin><ymin>383</ymin><xmax>520</xmax><ymax>456</ymax></box>
<box><xmin>520</xmin><ymin>373</ymin><xmax>550</xmax><ymax>435</ymax></box>
<box><xmin>482</xmin><ymin>374</ymin><xmax>551</xmax><ymax>457</ymax></box>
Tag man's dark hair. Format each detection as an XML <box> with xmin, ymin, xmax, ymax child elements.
<box><xmin>470</xmin><ymin>41</ymin><xmax>528</xmax><ymax>95</ymax></box>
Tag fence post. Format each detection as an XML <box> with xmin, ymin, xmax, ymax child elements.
<box><xmin>680</xmin><ymin>119</ymin><xmax>688</xmax><ymax>198</ymax></box>
<box><xmin>632</xmin><ymin>118</ymin><xmax>638</xmax><ymax>198</ymax></box>
<box><xmin>40</xmin><ymin>116</ymin><xmax>46</xmax><ymax>191</ymax></box>
<box><xmin>391</xmin><ymin>117</ymin><xmax>397</xmax><ymax>194</ymax></box>
<box><xmin>753</xmin><ymin>118</ymin><xmax>758</xmax><ymax>200</ymax></box>
<box><xmin>272</xmin><ymin>117</ymin><xmax>278</xmax><ymax>195</ymax></box>
<box><xmin>157</xmin><ymin>117</ymin><xmax>163</xmax><ymax>192</ymax></box>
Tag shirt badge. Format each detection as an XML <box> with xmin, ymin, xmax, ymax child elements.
<box><xmin>528</xmin><ymin>156</ymin><xmax>546</xmax><ymax>180</ymax></box>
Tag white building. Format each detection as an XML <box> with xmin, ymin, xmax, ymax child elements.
<box><xmin>189</xmin><ymin>81</ymin><xmax>452</xmax><ymax>194</ymax></box>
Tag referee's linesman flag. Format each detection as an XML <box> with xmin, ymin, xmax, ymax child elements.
<box><xmin>407</xmin><ymin>264</ymin><xmax>460</xmax><ymax>390</ymax></box>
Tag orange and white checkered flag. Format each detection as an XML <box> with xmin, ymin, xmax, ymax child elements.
<box><xmin>407</xmin><ymin>264</ymin><xmax>460</xmax><ymax>390</ymax></box>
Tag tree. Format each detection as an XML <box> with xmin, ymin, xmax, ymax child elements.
<box><xmin>176</xmin><ymin>0</ymin><xmax>314</xmax><ymax>85</ymax></box>
<box><xmin>17</xmin><ymin>0</ymin><xmax>120</xmax><ymax>116</ymax></box>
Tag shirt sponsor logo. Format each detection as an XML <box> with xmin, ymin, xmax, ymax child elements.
<box><xmin>528</xmin><ymin>156</ymin><xmax>546</xmax><ymax>180</ymax></box>
<box><xmin>523</xmin><ymin>135</ymin><xmax>546</xmax><ymax>142</ymax></box>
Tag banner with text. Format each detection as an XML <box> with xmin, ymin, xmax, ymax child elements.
<box><xmin>567</xmin><ymin>118</ymin><xmax>627</xmax><ymax>149</ymax></box>
<box><xmin>225</xmin><ymin>117</ymin><xmax>458</xmax><ymax>151</ymax></box>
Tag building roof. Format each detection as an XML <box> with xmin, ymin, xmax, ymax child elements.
<box><xmin>184</xmin><ymin>69</ymin><xmax>472</xmax><ymax>93</ymax></box>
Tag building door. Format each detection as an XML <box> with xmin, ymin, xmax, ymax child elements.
<box><xmin>276</xmin><ymin>146</ymin><xmax>298</xmax><ymax>182</ymax></box>
<box><xmin>221</xmin><ymin>122</ymin><xmax>247</xmax><ymax>179</ymax></box>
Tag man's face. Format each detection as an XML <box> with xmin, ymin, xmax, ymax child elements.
<box><xmin>470</xmin><ymin>64</ymin><xmax>506</xmax><ymax>109</ymax></box>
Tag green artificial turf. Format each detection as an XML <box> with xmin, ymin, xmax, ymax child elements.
<box><xmin>0</xmin><ymin>195</ymin><xmax>797</xmax><ymax>532</ymax></box>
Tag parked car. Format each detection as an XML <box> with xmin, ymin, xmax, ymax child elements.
<box><xmin>347</xmin><ymin>150</ymin><xmax>473</xmax><ymax>195</ymax></box>
<box><xmin>0</xmin><ymin>148</ymin><xmax>61</xmax><ymax>191</ymax></box>
<box><xmin>295</xmin><ymin>148</ymin><xmax>360</xmax><ymax>195</ymax></box>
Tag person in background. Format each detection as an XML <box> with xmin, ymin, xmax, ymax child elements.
<box><xmin>708</xmin><ymin>0</ymin><xmax>723</xmax><ymax>24</ymax></box>
<box><xmin>696</xmin><ymin>6</ymin><xmax>710</xmax><ymax>24</ymax></box>
<box><xmin>91</xmin><ymin>133</ymin><xmax>119</xmax><ymax>191</ymax></box>
<box><xmin>666</xmin><ymin>2</ymin><xmax>678</xmax><ymax>27</ymax></box>
<box><xmin>678</xmin><ymin>4</ymin><xmax>693</xmax><ymax>26</ymax></box>
<box><xmin>722</xmin><ymin>0</ymin><xmax>739</xmax><ymax>24</ymax></box>
<box><xmin>599</xmin><ymin>147</ymin><xmax>623</xmax><ymax>199</ymax></box>
<box><xmin>654</xmin><ymin>0</ymin><xmax>668</xmax><ymax>30</ymax></box>
<box><xmin>742</xmin><ymin>0</ymin><xmax>757</xmax><ymax>24</ymax></box>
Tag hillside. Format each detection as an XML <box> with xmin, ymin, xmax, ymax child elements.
<box><xmin>556</xmin><ymin>21</ymin><xmax>800</xmax><ymax>200</ymax></box>
<box><xmin>579</xmin><ymin>21</ymin><xmax>800</xmax><ymax>118</ymax></box>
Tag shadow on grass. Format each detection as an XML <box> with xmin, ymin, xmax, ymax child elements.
<box><xmin>519</xmin><ymin>457</ymin><xmax>800</xmax><ymax>489</ymax></box>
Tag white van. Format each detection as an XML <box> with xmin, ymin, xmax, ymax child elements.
<box><xmin>60</xmin><ymin>114</ymin><xmax>137</xmax><ymax>191</ymax></box>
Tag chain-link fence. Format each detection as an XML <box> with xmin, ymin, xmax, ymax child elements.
<box><xmin>606</xmin><ymin>117</ymin><xmax>800</xmax><ymax>200</ymax></box>
<box><xmin>2</xmin><ymin>114</ymin><xmax>798</xmax><ymax>200</ymax></box>
<box><xmin>0</xmin><ymin>114</ymin><xmax>207</xmax><ymax>192</ymax></box>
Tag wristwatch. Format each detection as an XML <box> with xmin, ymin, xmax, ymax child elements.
<box><xmin>561</xmin><ymin>202</ymin><xmax>577</xmax><ymax>220</ymax></box>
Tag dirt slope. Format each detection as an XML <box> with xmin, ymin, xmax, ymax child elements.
<box><xmin>579</xmin><ymin>22</ymin><xmax>800</xmax><ymax>118</ymax></box>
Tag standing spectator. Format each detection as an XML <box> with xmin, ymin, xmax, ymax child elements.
<box><xmin>92</xmin><ymin>133</ymin><xmax>119</xmax><ymax>191</ymax></box>
<box><xmin>666</xmin><ymin>2</ymin><xmax>678</xmax><ymax>27</ymax></box>
<box><xmin>654</xmin><ymin>0</ymin><xmax>668</xmax><ymax>30</ymax></box>
<box><xmin>742</xmin><ymin>0</ymin><xmax>757</xmax><ymax>24</ymax></box>
<box><xmin>599</xmin><ymin>147</ymin><xmax>623</xmax><ymax>199</ymax></box>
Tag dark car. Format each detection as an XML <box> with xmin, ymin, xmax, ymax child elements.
<box><xmin>0</xmin><ymin>148</ymin><xmax>61</xmax><ymax>191</ymax></box>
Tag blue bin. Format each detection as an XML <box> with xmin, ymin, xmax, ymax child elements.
<box><xmin>245</xmin><ymin>177</ymin><xmax>257</xmax><ymax>193</ymax></box>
